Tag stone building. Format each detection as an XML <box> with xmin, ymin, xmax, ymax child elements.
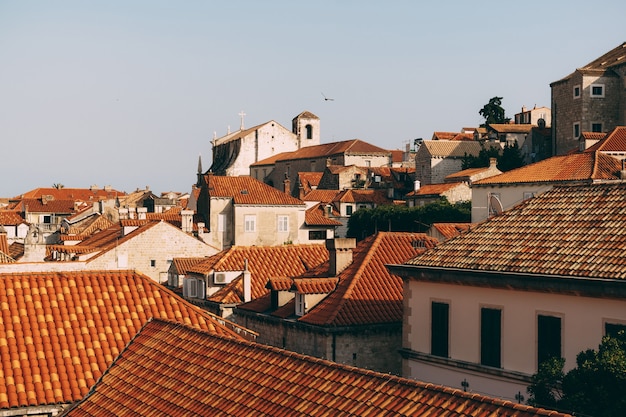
<box><xmin>209</xmin><ymin>111</ymin><xmax>320</xmax><ymax>176</ymax></box>
<box><xmin>236</xmin><ymin>233</ymin><xmax>439</xmax><ymax>376</ymax></box>
<box><xmin>550</xmin><ymin>42</ymin><xmax>626</xmax><ymax>155</ymax></box>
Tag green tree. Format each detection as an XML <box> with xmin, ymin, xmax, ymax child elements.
<box><xmin>479</xmin><ymin>96</ymin><xmax>510</xmax><ymax>126</ymax></box>
<box><xmin>346</xmin><ymin>199</ymin><xmax>471</xmax><ymax>240</ymax></box>
<box><xmin>498</xmin><ymin>142</ymin><xmax>525</xmax><ymax>172</ymax></box>
<box><xmin>462</xmin><ymin>144</ymin><xmax>501</xmax><ymax>170</ymax></box>
<box><xmin>527</xmin><ymin>331</ymin><xmax>626</xmax><ymax>416</ymax></box>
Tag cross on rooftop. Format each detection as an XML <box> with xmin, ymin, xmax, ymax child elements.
<box><xmin>239</xmin><ymin>110</ymin><xmax>246</xmax><ymax>130</ymax></box>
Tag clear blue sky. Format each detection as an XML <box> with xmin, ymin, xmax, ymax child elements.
<box><xmin>1</xmin><ymin>1</ymin><xmax>624</xmax><ymax>197</ymax></box>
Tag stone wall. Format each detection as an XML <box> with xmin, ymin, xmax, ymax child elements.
<box><xmin>236</xmin><ymin>312</ymin><xmax>403</xmax><ymax>375</ymax></box>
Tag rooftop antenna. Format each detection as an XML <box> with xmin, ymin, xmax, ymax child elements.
<box><xmin>239</xmin><ymin>110</ymin><xmax>246</xmax><ymax>130</ymax></box>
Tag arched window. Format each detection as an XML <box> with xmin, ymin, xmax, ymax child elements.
<box><xmin>305</xmin><ymin>124</ymin><xmax>313</xmax><ymax>139</ymax></box>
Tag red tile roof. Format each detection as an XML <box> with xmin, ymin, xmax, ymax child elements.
<box><xmin>585</xmin><ymin>126</ymin><xmax>626</xmax><ymax>152</ymax></box>
<box><xmin>552</xmin><ymin>42</ymin><xmax>626</xmax><ymax>85</ymax></box>
<box><xmin>332</xmin><ymin>189</ymin><xmax>392</xmax><ymax>205</ymax></box>
<box><xmin>13</xmin><ymin>187</ymin><xmax>126</xmax><ymax>201</ymax></box>
<box><xmin>0</xmin><ymin>211</ymin><xmax>25</xmax><ymax>226</ymax></box>
<box><xmin>305</xmin><ymin>203</ymin><xmax>343</xmax><ymax>226</ymax></box>
<box><xmin>301</xmin><ymin>189</ymin><xmax>341</xmax><ymax>202</ymax></box>
<box><xmin>0</xmin><ymin>270</ymin><xmax>249</xmax><ymax>410</ymax></box>
<box><xmin>291</xmin><ymin>277</ymin><xmax>339</xmax><ymax>294</ymax></box>
<box><xmin>191</xmin><ymin>245</ymin><xmax>328</xmax><ymax>304</ymax></box>
<box><xmin>403</xmin><ymin>183</ymin><xmax>626</xmax><ymax>279</ymax></box>
<box><xmin>63</xmin><ymin>319</ymin><xmax>570</xmax><ymax>417</ymax></box>
<box><xmin>430</xmin><ymin>223</ymin><xmax>473</xmax><ymax>240</ymax></box>
<box><xmin>297</xmin><ymin>171</ymin><xmax>323</xmax><ymax>194</ymax></box>
<box><xmin>405</xmin><ymin>183</ymin><xmax>461</xmax><ymax>197</ymax></box>
<box><xmin>488</xmin><ymin>124</ymin><xmax>534</xmax><ymax>134</ymax></box>
<box><xmin>474</xmin><ymin>151</ymin><xmax>621</xmax><ymax>185</ymax></box>
<box><xmin>253</xmin><ymin>139</ymin><xmax>390</xmax><ymax>165</ymax></box>
<box><xmin>19</xmin><ymin>199</ymin><xmax>77</xmax><ymax>214</ymax></box>
<box><xmin>205</xmin><ymin>175</ymin><xmax>305</xmax><ymax>205</ymax></box>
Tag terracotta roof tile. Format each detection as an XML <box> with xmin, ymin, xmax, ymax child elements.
<box><xmin>205</xmin><ymin>175</ymin><xmax>305</xmax><ymax>205</ymax></box>
<box><xmin>421</xmin><ymin>140</ymin><xmax>501</xmax><ymax>158</ymax></box>
<box><xmin>195</xmin><ymin>245</ymin><xmax>328</xmax><ymax>304</ymax></box>
<box><xmin>405</xmin><ymin>183</ymin><xmax>460</xmax><ymax>197</ymax></box>
<box><xmin>20</xmin><ymin>199</ymin><xmax>76</xmax><ymax>214</ymax></box>
<box><xmin>474</xmin><ymin>151</ymin><xmax>621</xmax><ymax>185</ymax></box>
<box><xmin>488</xmin><ymin>124</ymin><xmax>535</xmax><ymax>134</ymax></box>
<box><xmin>0</xmin><ymin>270</ymin><xmax>249</xmax><ymax>410</ymax></box>
<box><xmin>305</xmin><ymin>204</ymin><xmax>342</xmax><ymax>226</ymax></box>
<box><xmin>62</xmin><ymin>319</ymin><xmax>570</xmax><ymax>417</ymax></box>
<box><xmin>332</xmin><ymin>189</ymin><xmax>392</xmax><ymax>205</ymax></box>
<box><xmin>585</xmin><ymin>126</ymin><xmax>626</xmax><ymax>152</ymax></box>
<box><xmin>0</xmin><ymin>211</ymin><xmax>25</xmax><ymax>225</ymax></box>
<box><xmin>301</xmin><ymin>189</ymin><xmax>341</xmax><ymax>202</ymax></box>
<box><xmin>13</xmin><ymin>187</ymin><xmax>126</xmax><ymax>201</ymax></box>
<box><xmin>291</xmin><ymin>277</ymin><xmax>339</xmax><ymax>294</ymax></box>
<box><xmin>299</xmin><ymin>232</ymin><xmax>439</xmax><ymax>326</ymax></box>
<box><xmin>404</xmin><ymin>183</ymin><xmax>626</xmax><ymax>279</ymax></box>
<box><xmin>430</xmin><ymin>223</ymin><xmax>473</xmax><ymax>240</ymax></box>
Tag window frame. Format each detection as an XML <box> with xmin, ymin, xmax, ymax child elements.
<box><xmin>277</xmin><ymin>215</ymin><xmax>289</xmax><ymax>233</ymax></box>
<box><xmin>537</xmin><ymin>314</ymin><xmax>562</xmax><ymax>366</ymax></box>
<box><xmin>244</xmin><ymin>214</ymin><xmax>256</xmax><ymax>233</ymax></box>
<box><xmin>591</xmin><ymin>122</ymin><xmax>603</xmax><ymax>133</ymax></box>
<box><xmin>573</xmin><ymin>122</ymin><xmax>581</xmax><ymax>139</ymax></box>
<box><xmin>590</xmin><ymin>84</ymin><xmax>605</xmax><ymax>98</ymax></box>
<box><xmin>573</xmin><ymin>85</ymin><xmax>581</xmax><ymax>99</ymax></box>
<box><xmin>431</xmin><ymin>301</ymin><xmax>450</xmax><ymax>358</ymax></box>
<box><xmin>480</xmin><ymin>307</ymin><xmax>502</xmax><ymax>368</ymax></box>
<box><xmin>345</xmin><ymin>205</ymin><xmax>353</xmax><ymax>216</ymax></box>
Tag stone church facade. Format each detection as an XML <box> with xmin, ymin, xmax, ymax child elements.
<box><xmin>209</xmin><ymin>111</ymin><xmax>321</xmax><ymax>176</ymax></box>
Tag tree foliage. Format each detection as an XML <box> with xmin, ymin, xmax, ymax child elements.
<box><xmin>462</xmin><ymin>142</ymin><xmax>525</xmax><ymax>172</ymax></box>
<box><xmin>479</xmin><ymin>96</ymin><xmax>510</xmax><ymax>126</ymax></box>
<box><xmin>346</xmin><ymin>198</ymin><xmax>471</xmax><ymax>240</ymax></box>
<box><xmin>527</xmin><ymin>331</ymin><xmax>626</xmax><ymax>416</ymax></box>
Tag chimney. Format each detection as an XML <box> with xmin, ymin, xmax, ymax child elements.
<box><xmin>489</xmin><ymin>158</ymin><xmax>497</xmax><ymax>168</ymax></box>
<box><xmin>326</xmin><ymin>238</ymin><xmax>356</xmax><ymax>276</ymax></box>
<box><xmin>137</xmin><ymin>207</ymin><xmax>147</xmax><ymax>220</ymax></box>
<box><xmin>243</xmin><ymin>259</ymin><xmax>252</xmax><ymax>302</ymax></box>
<box><xmin>181</xmin><ymin>210</ymin><xmax>194</xmax><ymax>233</ymax></box>
<box><xmin>413</xmin><ymin>180</ymin><xmax>421</xmax><ymax>191</ymax></box>
<box><xmin>283</xmin><ymin>177</ymin><xmax>291</xmax><ymax>195</ymax></box>
<box><xmin>128</xmin><ymin>207</ymin><xmax>136</xmax><ymax>219</ymax></box>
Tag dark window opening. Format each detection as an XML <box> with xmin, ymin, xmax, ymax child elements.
<box><xmin>481</xmin><ymin>308</ymin><xmax>501</xmax><ymax>368</ymax></box>
<box><xmin>538</xmin><ymin>315</ymin><xmax>561</xmax><ymax>366</ymax></box>
<box><xmin>305</xmin><ymin>124</ymin><xmax>313</xmax><ymax>139</ymax></box>
<box><xmin>592</xmin><ymin>123</ymin><xmax>603</xmax><ymax>132</ymax></box>
<box><xmin>605</xmin><ymin>323</ymin><xmax>626</xmax><ymax>338</ymax></box>
<box><xmin>308</xmin><ymin>230</ymin><xmax>326</xmax><ymax>240</ymax></box>
<box><xmin>431</xmin><ymin>302</ymin><xmax>449</xmax><ymax>357</ymax></box>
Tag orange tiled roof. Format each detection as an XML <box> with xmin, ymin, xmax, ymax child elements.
<box><xmin>301</xmin><ymin>189</ymin><xmax>341</xmax><ymax>202</ymax></box>
<box><xmin>256</xmin><ymin>139</ymin><xmax>389</xmax><ymax>165</ymax></box>
<box><xmin>0</xmin><ymin>270</ymin><xmax>249</xmax><ymax>410</ymax></box>
<box><xmin>297</xmin><ymin>171</ymin><xmax>323</xmax><ymax>194</ymax></box>
<box><xmin>432</xmin><ymin>131</ymin><xmax>459</xmax><ymax>140</ymax></box>
<box><xmin>332</xmin><ymin>189</ymin><xmax>392</xmax><ymax>205</ymax></box>
<box><xmin>421</xmin><ymin>140</ymin><xmax>500</xmax><ymax>158</ymax></box>
<box><xmin>19</xmin><ymin>198</ymin><xmax>76</xmax><ymax>214</ymax></box>
<box><xmin>291</xmin><ymin>277</ymin><xmax>339</xmax><ymax>294</ymax></box>
<box><xmin>305</xmin><ymin>204</ymin><xmax>342</xmax><ymax>226</ymax></box>
<box><xmin>445</xmin><ymin>165</ymin><xmax>493</xmax><ymax>180</ymax></box>
<box><xmin>405</xmin><ymin>183</ymin><xmax>460</xmax><ymax>197</ymax></box>
<box><xmin>585</xmin><ymin>126</ymin><xmax>626</xmax><ymax>152</ymax></box>
<box><xmin>0</xmin><ymin>211</ymin><xmax>25</xmax><ymax>225</ymax></box>
<box><xmin>62</xmin><ymin>319</ymin><xmax>570</xmax><ymax>417</ymax></box>
<box><xmin>205</xmin><ymin>175</ymin><xmax>305</xmax><ymax>205</ymax></box>
<box><xmin>195</xmin><ymin>245</ymin><xmax>328</xmax><ymax>304</ymax></box>
<box><xmin>8</xmin><ymin>242</ymin><xmax>23</xmax><ymax>260</ymax></box>
<box><xmin>171</xmin><ymin>257</ymin><xmax>207</xmax><ymax>275</ymax></box>
<box><xmin>474</xmin><ymin>151</ymin><xmax>621</xmax><ymax>185</ymax></box>
<box><xmin>430</xmin><ymin>223</ymin><xmax>472</xmax><ymax>240</ymax></box>
<box><xmin>404</xmin><ymin>183</ymin><xmax>626</xmax><ymax>279</ymax></box>
<box><xmin>13</xmin><ymin>187</ymin><xmax>126</xmax><ymax>201</ymax></box>
<box><xmin>299</xmin><ymin>232</ymin><xmax>439</xmax><ymax>326</ymax></box>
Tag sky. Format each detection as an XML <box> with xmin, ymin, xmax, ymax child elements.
<box><xmin>1</xmin><ymin>1</ymin><xmax>624</xmax><ymax>198</ymax></box>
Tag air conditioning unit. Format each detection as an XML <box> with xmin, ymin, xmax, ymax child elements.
<box><xmin>214</xmin><ymin>273</ymin><xmax>226</xmax><ymax>284</ymax></box>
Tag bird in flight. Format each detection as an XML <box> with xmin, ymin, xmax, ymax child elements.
<box><xmin>321</xmin><ymin>92</ymin><xmax>334</xmax><ymax>101</ymax></box>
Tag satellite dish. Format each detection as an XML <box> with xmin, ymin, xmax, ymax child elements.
<box><xmin>488</xmin><ymin>194</ymin><xmax>503</xmax><ymax>216</ymax></box>
<box><xmin>537</xmin><ymin>118</ymin><xmax>546</xmax><ymax>129</ymax></box>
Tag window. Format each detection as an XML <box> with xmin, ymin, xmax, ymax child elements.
<box><xmin>481</xmin><ymin>308</ymin><xmax>501</xmax><ymax>368</ymax></box>
<box><xmin>573</xmin><ymin>85</ymin><xmax>581</xmax><ymax>98</ymax></box>
<box><xmin>605</xmin><ymin>322</ymin><xmax>626</xmax><ymax>338</ymax></box>
<box><xmin>305</xmin><ymin>124</ymin><xmax>313</xmax><ymax>139</ymax></box>
<box><xmin>592</xmin><ymin>123</ymin><xmax>603</xmax><ymax>133</ymax></box>
<box><xmin>295</xmin><ymin>293</ymin><xmax>306</xmax><ymax>316</ymax></box>
<box><xmin>150</xmin><ymin>260</ymin><xmax>156</xmax><ymax>267</ymax></box>
<box><xmin>310</xmin><ymin>161</ymin><xmax>316</xmax><ymax>171</ymax></box>
<box><xmin>431</xmin><ymin>301</ymin><xmax>449</xmax><ymax>357</ymax></box>
<box><xmin>346</xmin><ymin>205</ymin><xmax>353</xmax><ymax>216</ymax></box>
<box><xmin>244</xmin><ymin>215</ymin><xmax>256</xmax><ymax>232</ymax></box>
<box><xmin>365</xmin><ymin>160</ymin><xmax>371</xmax><ymax>167</ymax></box>
<box><xmin>538</xmin><ymin>315</ymin><xmax>561</xmax><ymax>366</ymax></box>
<box><xmin>309</xmin><ymin>230</ymin><xmax>326</xmax><ymax>240</ymax></box>
<box><xmin>218</xmin><ymin>213</ymin><xmax>226</xmax><ymax>233</ymax></box>
<box><xmin>277</xmin><ymin>215</ymin><xmax>289</xmax><ymax>233</ymax></box>
<box><xmin>591</xmin><ymin>84</ymin><xmax>605</xmax><ymax>97</ymax></box>
<box><xmin>573</xmin><ymin>122</ymin><xmax>581</xmax><ymax>139</ymax></box>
